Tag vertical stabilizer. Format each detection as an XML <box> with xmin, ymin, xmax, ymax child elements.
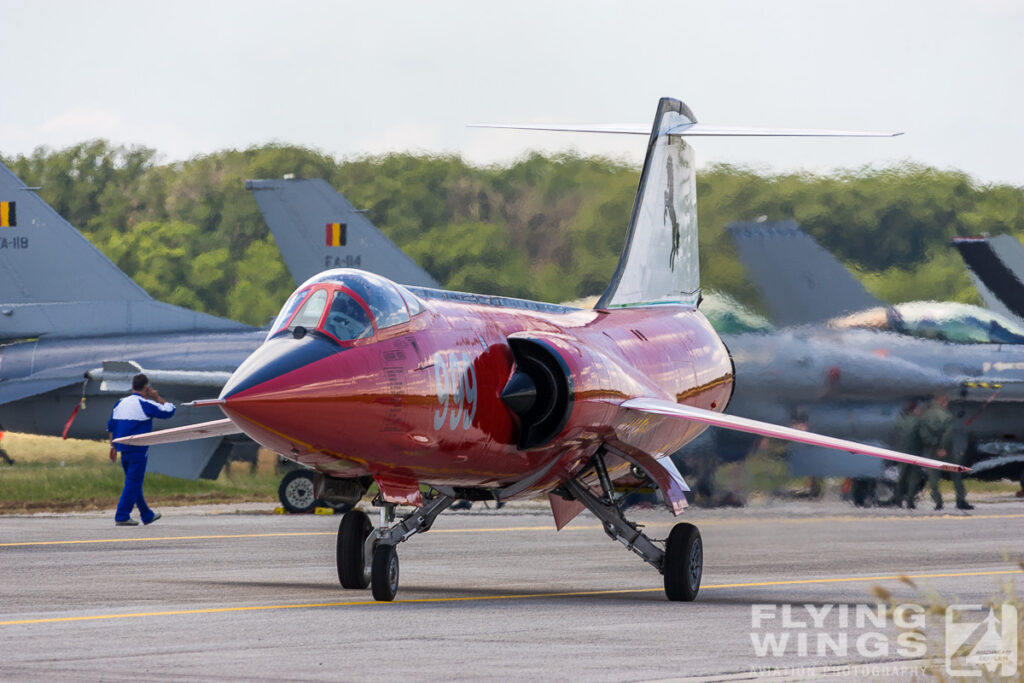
<box><xmin>0</xmin><ymin>160</ymin><xmax>248</xmax><ymax>340</ymax></box>
<box><xmin>596</xmin><ymin>98</ymin><xmax>700</xmax><ymax>308</ymax></box>
<box><xmin>246</xmin><ymin>178</ymin><xmax>438</xmax><ymax>288</ymax></box>
<box><xmin>951</xmin><ymin>235</ymin><xmax>1024</xmax><ymax>322</ymax></box>
<box><xmin>728</xmin><ymin>221</ymin><xmax>880</xmax><ymax>326</ymax></box>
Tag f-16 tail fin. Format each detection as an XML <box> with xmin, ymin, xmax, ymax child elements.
<box><xmin>0</xmin><ymin>160</ymin><xmax>247</xmax><ymax>341</ymax></box>
<box><xmin>951</xmin><ymin>235</ymin><xmax>1024</xmax><ymax>322</ymax></box>
<box><xmin>246</xmin><ymin>178</ymin><xmax>438</xmax><ymax>288</ymax></box>
<box><xmin>728</xmin><ymin>221</ymin><xmax>881</xmax><ymax>326</ymax></box>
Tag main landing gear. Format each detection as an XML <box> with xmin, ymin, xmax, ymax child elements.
<box><xmin>335</xmin><ymin>490</ymin><xmax>454</xmax><ymax>601</ymax></box>
<box><xmin>560</xmin><ymin>450</ymin><xmax>703</xmax><ymax>601</ymax></box>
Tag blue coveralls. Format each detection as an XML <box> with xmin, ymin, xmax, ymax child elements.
<box><xmin>107</xmin><ymin>393</ymin><xmax>176</xmax><ymax>523</ymax></box>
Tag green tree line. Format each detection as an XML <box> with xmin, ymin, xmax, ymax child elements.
<box><xmin>3</xmin><ymin>140</ymin><xmax>1023</xmax><ymax>326</ymax></box>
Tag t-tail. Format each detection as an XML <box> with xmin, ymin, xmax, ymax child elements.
<box><xmin>0</xmin><ymin>160</ymin><xmax>246</xmax><ymax>342</ymax></box>
<box><xmin>246</xmin><ymin>177</ymin><xmax>438</xmax><ymax>288</ymax></box>
<box><xmin>598</xmin><ymin>99</ymin><xmax>701</xmax><ymax>308</ymax></box>
<box><xmin>472</xmin><ymin>97</ymin><xmax>900</xmax><ymax>311</ymax></box>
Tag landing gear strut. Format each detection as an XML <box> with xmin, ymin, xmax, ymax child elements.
<box><xmin>561</xmin><ymin>451</ymin><xmax>703</xmax><ymax>601</ymax></box>
<box><xmin>335</xmin><ymin>491</ymin><xmax>454</xmax><ymax>602</ymax></box>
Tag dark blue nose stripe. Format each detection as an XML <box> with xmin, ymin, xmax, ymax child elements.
<box><xmin>220</xmin><ymin>334</ymin><xmax>340</xmax><ymax>399</ymax></box>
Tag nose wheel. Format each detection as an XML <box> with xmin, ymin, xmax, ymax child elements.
<box><xmin>371</xmin><ymin>544</ymin><xmax>400</xmax><ymax>601</ymax></box>
<box><xmin>337</xmin><ymin>510</ymin><xmax>372</xmax><ymax>589</ymax></box>
<box><xmin>334</xmin><ymin>491</ymin><xmax>455</xmax><ymax>602</ymax></box>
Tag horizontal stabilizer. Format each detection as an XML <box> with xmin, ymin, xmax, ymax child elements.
<box><xmin>114</xmin><ymin>418</ymin><xmax>241</xmax><ymax>447</ymax></box>
<box><xmin>621</xmin><ymin>397</ymin><xmax>969</xmax><ymax>473</ymax></box>
<box><xmin>469</xmin><ymin>123</ymin><xmax>902</xmax><ymax>137</ymax></box>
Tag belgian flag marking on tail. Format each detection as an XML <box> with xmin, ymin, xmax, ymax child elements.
<box><xmin>0</xmin><ymin>201</ymin><xmax>15</xmax><ymax>227</ymax></box>
<box><xmin>325</xmin><ymin>222</ymin><xmax>346</xmax><ymax>247</ymax></box>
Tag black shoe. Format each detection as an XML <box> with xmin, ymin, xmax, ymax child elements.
<box><xmin>934</xmin><ymin>501</ymin><xmax>944</xmax><ymax>511</ymax></box>
<box><xmin>450</xmin><ymin>500</ymin><xmax>473</xmax><ymax>511</ymax></box>
<box><xmin>956</xmin><ymin>501</ymin><xmax>974</xmax><ymax>511</ymax></box>
<box><xmin>906</xmin><ymin>500</ymin><xmax>916</xmax><ymax>510</ymax></box>
<box><xmin>115</xmin><ymin>519</ymin><xmax>140</xmax><ymax>526</ymax></box>
<box><xmin>144</xmin><ymin>511</ymin><xmax>162</xmax><ymax>525</ymax></box>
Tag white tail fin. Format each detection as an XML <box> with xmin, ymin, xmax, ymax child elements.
<box><xmin>598</xmin><ymin>98</ymin><xmax>700</xmax><ymax>308</ymax></box>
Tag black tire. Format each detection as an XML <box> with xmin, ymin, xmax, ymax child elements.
<box><xmin>663</xmin><ymin>522</ymin><xmax>702</xmax><ymax>602</ymax></box>
<box><xmin>371</xmin><ymin>544</ymin><xmax>400</xmax><ymax>602</ymax></box>
<box><xmin>337</xmin><ymin>510</ymin><xmax>372</xmax><ymax>589</ymax></box>
<box><xmin>278</xmin><ymin>469</ymin><xmax>317</xmax><ymax>513</ymax></box>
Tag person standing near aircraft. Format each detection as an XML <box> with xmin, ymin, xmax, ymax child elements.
<box><xmin>107</xmin><ymin>374</ymin><xmax>176</xmax><ymax>526</ymax></box>
<box><xmin>895</xmin><ymin>399</ymin><xmax>926</xmax><ymax>508</ymax></box>
<box><xmin>918</xmin><ymin>394</ymin><xmax>973</xmax><ymax>511</ymax></box>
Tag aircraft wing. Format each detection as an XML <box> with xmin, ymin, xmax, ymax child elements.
<box><xmin>621</xmin><ymin>397</ymin><xmax>969</xmax><ymax>473</ymax></box>
<box><xmin>0</xmin><ymin>375</ymin><xmax>82</xmax><ymax>405</ymax></box>
<box><xmin>114</xmin><ymin>418</ymin><xmax>241</xmax><ymax>446</ymax></box>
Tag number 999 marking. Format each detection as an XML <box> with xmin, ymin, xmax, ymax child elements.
<box><xmin>433</xmin><ymin>351</ymin><xmax>478</xmax><ymax>431</ymax></box>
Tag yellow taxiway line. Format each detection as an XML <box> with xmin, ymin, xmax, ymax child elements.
<box><xmin>3</xmin><ymin>512</ymin><xmax>1022</xmax><ymax>549</ymax></box>
<box><xmin>1</xmin><ymin>569</ymin><xmax>1020</xmax><ymax>627</ymax></box>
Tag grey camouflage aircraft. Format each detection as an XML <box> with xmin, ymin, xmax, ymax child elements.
<box><xmin>722</xmin><ymin>221</ymin><xmax>1024</xmax><ymax>489</ymax></box>
<box><xmin>0</xmin><ymin>162</ymin><xmax>435</xmax><ymax>481</ymax></box>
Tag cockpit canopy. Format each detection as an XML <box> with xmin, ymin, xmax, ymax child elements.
<box><xmin>267</xmin><ymin>269</ymin><xmax>424</xmax><ymax>343</ymax></box>
<box><xmin>829</xmin><ymin>302</ymin><xmax>1024</xmax><ymax>345</ymax></box>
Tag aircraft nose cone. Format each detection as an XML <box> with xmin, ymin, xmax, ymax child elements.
<box><xmin>220</xmin><ymin>333</ymin><xmax>338</xmax><ymax>401</ymax></box>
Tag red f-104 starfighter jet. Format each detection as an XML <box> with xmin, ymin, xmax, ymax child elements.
<box><xmin>119</xmin><ymin>98</ymin><xmax>961</xmax><ymax>602</ymax></box>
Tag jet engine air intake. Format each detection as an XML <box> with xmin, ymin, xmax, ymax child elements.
<box><xmin>501</xmin><ymin>337</ymin><xmax>574</xmax><ymax>449</ymax></box>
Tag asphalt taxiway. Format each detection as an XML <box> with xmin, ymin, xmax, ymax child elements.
<box><xmin>1</xmin><ymin>499</ymin><xmax>1021</xmax><ymax>681</ymax></box>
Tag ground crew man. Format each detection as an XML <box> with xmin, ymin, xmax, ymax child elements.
<box><xmin>917</xmin><ymin>394</ymin><xmax>973</xmax><ymax>511</ymax></box>
<box><xmin>107</xmin><ymin>374</ymin><xmax>176</xmax><ymax>526</ymax></box>
<box><xmin>895</xmin><ymin>399</ymin><xmax>925</xmax><ymax>508</ymax></box>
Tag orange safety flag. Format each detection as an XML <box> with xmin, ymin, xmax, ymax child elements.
<box><xmin>325</xmin><ymin>222</ymin><xmax>346</xmax><ymax>247</ymax></box>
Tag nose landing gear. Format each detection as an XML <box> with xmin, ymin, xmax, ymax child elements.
<box><xmin>335</xmin><ymin>491</ymin><xmax>454</xmax><ymax>602</ymax></box>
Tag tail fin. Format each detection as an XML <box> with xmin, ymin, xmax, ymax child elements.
<box><xmin>246</xmin><ymin>178</ymin><xmax>439</xmax><ymax>288</ymax></box>
<box><xmin>0</xmin><ymin>160</ymin><xmax>247</xmax><ymax>340</ymax></box>
<box><xmin>597</xmin><ymin>98</ymin><xmax>700</xmax><ymax>308</ymax></box>
<box><xmin>951</xmin><ymin>235</ymin><xmax>1024</xmax><ymax>322</ymax></box>
<box><xmin>728</xmin><ymin>221</ymin><xmax>880</xmax><ymax>326</ymax></box>
<box><xmin>471</xmin><ymin>97</ymin><xmax>899</xmax><ymax>310</ymax></box>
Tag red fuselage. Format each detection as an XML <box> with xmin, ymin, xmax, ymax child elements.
<box><xmin>219</xmin><ymin>288</ymin><xmax>733</xmax><ymax>502</ymax></box>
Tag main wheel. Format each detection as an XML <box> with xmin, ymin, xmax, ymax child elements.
<box><xmin>663</xmin><ymin>522</ymin><xmax>702</xmax><ymax>602</ymax></box>
<box><xmin>371</xmin><ymin>544</ymin><xmax>400</xmax><ymax>602</ymax></box>
<box><xmin>278</xmin><ymin>469</ymin><xmax>317</xmax><ymax>513</ymax></box>
<box><xmin>337</xmin><ymin>510</ymin><xmax>372</xmax><ymax>589</ymax></box>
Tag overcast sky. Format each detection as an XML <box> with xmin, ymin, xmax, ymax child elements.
<box><xmin>2</xmin><ymin>0</ymin><xmax>1022</xmax><ymax>185</ymax></box>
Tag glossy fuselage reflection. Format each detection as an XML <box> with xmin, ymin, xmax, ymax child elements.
<box><xmin>219</xmin><ymin>294</ymin><xmax>732</xmax><ymax>500</ymax></box>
